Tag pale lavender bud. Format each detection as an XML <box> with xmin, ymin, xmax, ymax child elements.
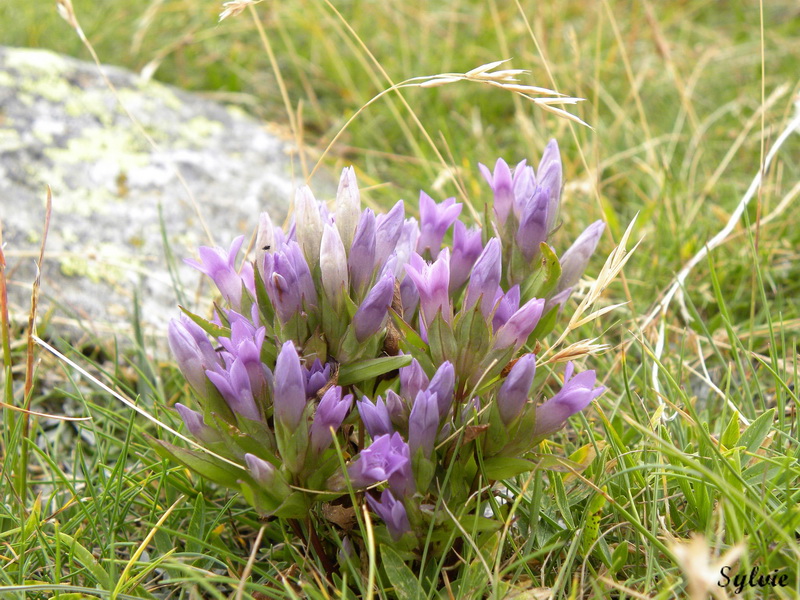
<box><xmin>354</xmin><ymin>272</ymin><xmax>395</xmax><ymax>342</ymax></box>
<box><xmin>427</xmin><ymin>361</ymin><xmax>455</xmax><ymax>418</ymax></box>
<box><xmin>310</xmin><ymin>387</ymin><xmax>353</xmax><ymax>454</ymax></box>
<box><xmin>348</xmin><ymin>209</ymin><xmax>376</xmax><ymax>294</ymax></box>
<box><xmin>245</xmin><ymin>453</ymin><xmax>277</xmax><ymax>486</ymax></box>
<box><xmin>393</xmin><ymin>218</ymin><xmax>420</xmax><ymax>277</ymax></box>
<box><xmin>185</xmin><ymin>236</ymin><xmax>247</xmax><ymax>310</ymax></box>
<box><xmin>384</xmin><ymin>389</ymin><xmax>409</xmax><ymax>427</ymax></box>
<box><xmin>284</xmin><ymin>241</ymin><xmax>317</xmax><ymax>308</ymax></box>
<box><xmin>516</xmin><ymin>187</ymin><xmax>550</xmax><ymax>261</ymax></box>
<box><xmin>268</xmin><ymin>253</ymin><xmax>302</xmax><ymax>323</ymax></box>
<box><xmin>399</xmin><ymin>275</ymin><xmax>419</xmax><ymax>322</ymax></box>
<box><xmin>175</xmin><ymin>403</ymin><xmax>219</xmax><ymax>444</ymax></box>
<box><xmin>255</xmin><ymin>212</ymin><xmax>276</xmax><ymax>281</ymax></box>
<box><xmin>374</xmin><ymin>200</ymin><xmax>405</xmax><ymax>268</ymax></box>
<box><xmin>408</xmin><ymin>390</ymin><xmax>439</xmax><ymax>457</ymax></box>
<box><xmin>399</xmin><ymin>358</ymin><xmax>430</xmax><ymax>401</ymax></box>
<box><xmin>479</xmin><ymin>158</ymin><xmax>515</xmax><ymax>225</ymax></box>
<box><xmin>545</xmin><ymin>286</ymin><xmax>573</xmax><ymax>313</ymax></box>
<box><xmin>494</xmin><ymin>297</ymin><xmax>545</xmax><ymax>351</ymax></box>
<box><xmin>367</xmin><ymin>489</ymin><xmax>411</xmax><ymax>541</ymax></box>
<box><xmin>497</xmin><ymin>354</ymin><xmax>536</xmax><ymax>424</ymax></box>
<box><xmin>273</xmin><ymin>341</ymin><xmax>306</xmax><ymax>429</ymax></box>
<box><xmin>556</xmin><ymin>221</ymin><xmax>605</xmax><ymax>294</ymax></box>
<box><xmin>167</xmin><ymin>316</ymin><xmax>220</xmax><ymax>391</ymax></box>
<box><xmin>346</xmin><ymin>432</ymin><xmax>414</xmax><ymax>498</ymax></box>
<box><xmin>205</xmin><ymin>358</ymin><xmax>261</xmax><ymax>421</ymax></box>
<box><xmin>294</xmin><ymin>186</ymin><xmax>324</xmax><ymax>268</ymax></box>
<box><xmin>450</xmin><ymin>221</ymin><xmax>484</xmax><ymax>290</ymax></box>
<box><xmin>404</xmin><ymin>249</ymin><xmax>451</xmax><ymax>325</ymax></box>
<box><xmin>305</xmin><ymin>359</ymin><xmax>331</xmax><ymax>398</ymax></box>
<box><xmin>464</xmin><ymin>238</ymin><xmax>502</xmax><ymax>317</ymax></box>
<box><xmin>492</xmin><ymin>285</ymin><xmax>520</xmax><ymax>331</ymax></box>
<box><xmin>533</xmin><ymin>362</ymin><xmax>605</xmax><ymax>438</ymax></box>
<box><xmin>537</xmin><ymin>139</ymin><xmax>562</xmax><ymax>232</ymax></box>
<box><xmin>512</xmin><ymin>162</ymin><xmax>536</xmax><ymax>219</ymax></box>
<box><xmin>218</xmin><ymin>316</ymin><xmax>267</xmax><ymax>397</ymax></box>
<box><xmin>416</xmin><ymin>192</ymin><xmax>462</xmax><ymax>259</ymax></box>
<box><xmin>320</xmin><ymin>223</ymin><xmax>349</xmax><ymax>308</ymax></box>
<box><xmin>357</xmin><ymin>395</ymin><xmax>393</xmax><ymax>438</ymax></box>
<box><xmin>335</xmin><ymin>166</ymin><xmax>361</xmax><ymax>251</ymax></box>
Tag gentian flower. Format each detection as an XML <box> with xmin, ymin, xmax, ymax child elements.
<box><xmin>497</xmin><ymin>354</ymin><xmax>536</xmax><ymax>424</ymax></box>
<box><xmin>399</xmin><ymin>358</ymin><xmax>429</xmax><ymax>401</ymax></box>
<box><xmin>345</xmin><ymin>432</ymin><xmax>414</xmax><ymax>498</ymax></box>
<box><xmin>309</xmin><ymin>387</ymin><xmax>353</xmax><ymax>454</ymax></box>
<box><xmin>185</xmin><ymin>236</ymin><xmax>249</xmax><ymax>310</ymax></box>
<box><xmin>353</xmin><ymin>272</ymin><xmax>395</xmax><ymax>342</ymax></box>
<box><xmin>167</xmin><ymin>316</ymin><xmax>220</xmax><ymax>392</ymax></box>
<box><xmin>374</xmin><ymin>200</ymin><xmax>405</xmax><ymax>268</ymax></box>
<box><xmin>294</xmin><ymin>186</ymin><xmax>324</xmax><ymax>268</ymax></box>
<box><xmin>405</xmin><ymin>249</ymin><xmax>452</xmax><ymax>325</ymax></box>
<box><xmin>357</xmin><ymin>396</ymin><xmax>393</xmax><ymax>438</ymax></box>
<box><xmin>516</xmin><ymin>187</ymin><xmax>550</xmax><ymax>261</ymax></box>
<box><xmin>450</xmin><ymin>221</ymin><xmax>484</xmax><ymax>290</ymax></box>
<box><xmin>493</xmin><ymin>297</ymin><xmax>546</xmax><ymax>351</ymax></box>
<box><xmin>320</xmin><ymin>223</ymin><xmax>349</xmax><ymax>309</ymax></box>
<box><xmin>427</xmin><ymin>361</ymin><xmax>455</xmax><ymax>418</ymax></box>
<box><xmin>304</xmin><ymin>359</ymin><xmax>332</xmax><ymax>398</ymax></box>
<box><xmin>478</xmin><ymin>158</ymin><xmax>515</xmax><ymax>225</ymax></box>
<box><xmin>464</xmin><ymin>238</ymin><xmax>502</xmax><ymax>317</ymax></box>
<box><xmin>367</xmin><ymin>489</ymin><xmax>411</xmax><ymax>540</ymax></box>
<box><xmin>217</xmin><ymin>315</ymin><xmax>268</xmax><ymax>398</ymax></box>
<box><xmin>416</xmin><ymin>192</ymin><xmax>462</xmax><ymax>259</ymax></box>
<box><xmin>205</xmin><ymin>358</ymin><xmax>261</xmax><ymax>422</ymax></box>
<box><xmin>245</xmin><ymin>453</ymin><xmax>278</xmax><ymax>487</ymax></box>
<box><xmin>384</xmin><ymin>389</ymin><xmax>409</xmax><ymax>427</ymax></box>
<box><xmin>273</xmin><ymin>341</ymin><xmax>307</xmax><ymax>429</ymax></box>
<box><xmin>555</xmin><ymin>220</ymin><xmax>605</xmax><ymax>294</ymax></box>
<box><xmin>408</xmin><ymin>390</ymin><xmax>439</xmax><ymax>457</ymax></box>
<box><xmin>335</xmin><ymin>166</ymin><xmax>361</xmax><ymax>251</ymax></box>
<box><xmin>492</xmin><ymin>285</ymin><xmax>521</xmax><ymax>331</ymax></box>
<box><xmin>533</xmin><ymin>362</ymin><xmax>605</xmax><ymax>438</ymax></box>
<box><xmin>175</xmin><ymin>403</ymin><xmax>220</xmax><ymax>444</ymax></box>
<box><xmin>348</xmin><ymin>209</ymin><xmax>376</xmax><ymax>294</ymax></box>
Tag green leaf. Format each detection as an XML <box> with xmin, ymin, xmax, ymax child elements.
<box><xmin>186</xmin><ymin>493</ymin><xmax>205</xmax><ymax>555</ymax></box>
<box><xmin>338</xmin><ymin>354</ymin><xmax>412</xmax><ymax>386</ymax></box>
<box><xmin>482</xmin><ymin>457</ymin><xmax>536</xmax><ymax>480</ymax></box>
<box><xmin>179</xmin><ymin>306</ymin><xmax>230</xmax><ymax>339</ymax></box>
<box><xmin>739</xmin><ymin>408</ymin><xmax>775</xmax><ymax>456</ymax></box>
<box><xmin>147</xmin><ymin>436</ymin><xmax>243</xmax><ymax>489</ymax></box>
<box><xmin>720</xmin><ymin>411</ymin><xmax>741</xmax><ymax>449</ymax></box>
<box><xmin>381</xmin><ymin>545</ymin><xmax>425</xmax><ymax>600</ymax></box>
<box><xmin>55</xmin><ymin>532</ymin><xmax>113</xmax><ymax>590</ymax></box>
<box><xmin>528</xmin><ymin>242</ymin><xmax>562</xmax><ymax>299</ymax></box>
<box><xmin>272</xmin><ymin>492</ymin><xmax>311</xmax><ymax>519</ymax></box>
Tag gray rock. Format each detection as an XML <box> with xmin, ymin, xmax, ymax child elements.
<box><xmin>0</xmin><ymin>46</ymin><xmax>308</xmax><ymax>343</ymax></box>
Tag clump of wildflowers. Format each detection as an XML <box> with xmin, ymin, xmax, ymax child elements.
<box><xmin>160</xmin><ymin>139</ymin><xmax>612</xmax><ymax>570</ymax></box>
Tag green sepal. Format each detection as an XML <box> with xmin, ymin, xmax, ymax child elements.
<box><xmin>522</xmin><ymin>242</ymin><xmax>561</xmax><ymax>300</ymax></box>
<box><xmin>252</xmin><ymin>262</ymin><xmax>276</xmax><ymax>325</ymax></box>
<box><xmin>179</xmin><ymin>306</ymin><xmax>230</xmax><ymax>339</ymax></box>
<box><xmin>390</xmin><ymin>307</ymin><xmax>427</xmax><ymax>350</ymax></box>
<box><xmin>427</xmin><ymin>311</ymin><xmax>457</xmax><ymax>366</ymax></box>
<box><xmin>412</xmin><ymin>448</ymin><xmax>435</xmax><ymax>494</ymax></box>
<box><xmin>239</xmin><ymin>479</ymin><xmax>283</xmax><ymax>515</ymax></box>
<box><xmin>338</xmin><ymin>354</ymin><xmax>412</xmax><ymax>387</ymax></box>
<box><xmin>454</xmin><ymin>302</ymin><xmax>490</xmax><ymax>378</ymax></box>
<box><xmin>274</xmin><ymin>413</ymin><xmax>310</xmax><ymax>476</ymax></box>
<box><xmin>272</xmin><ymin>492</ymin><xmax>312</xmax><ymax>519</ymax></box>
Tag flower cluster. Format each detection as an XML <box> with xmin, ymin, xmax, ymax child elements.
<box><xmin>160</xmin><ymin>140</ymin><xmax>606</xmax><ymax>557</ymax></box>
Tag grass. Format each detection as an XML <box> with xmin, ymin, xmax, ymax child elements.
<box><xmin>2</xmin><ymin>0</ymin><xmax>800</xmax><ymax>597</ymax></box>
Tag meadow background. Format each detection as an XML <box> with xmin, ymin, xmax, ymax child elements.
<box><xmin>1</xmin><ymin>0</ymin><xmax>799</xmax><ymax>598</ymax></box>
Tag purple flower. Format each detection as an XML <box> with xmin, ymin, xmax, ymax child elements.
<box><xmin>556</xmin><ymin>220</ymin><xmax>605</xmax><ymax>294</ymax></box>
<box><xmin>175</xmin><ymin>403</ymin><xmax>219</xmax><ymax>444</ymax></box>
<box><xmin>534</xmin><ymin>362</ymin><xmax>605</xmax><ymax>438</ymax></box>
<box><xmin>367</xmin><ymin>489</ymin><xmax>411</xmax><ymax>540</ymax></box>
<box><xmin>374</xmin><ymin>200</ymin><xmax>405</xmax><ymax>268</ymax></box>
<box><xmin>494</xmin><ymin>297</ymin><xmax>546</xmax><ymax>351</ymax></box>
<box><xmin>264</xmin><ymin>241</ymin><xmax>317</xmax><ymax>322</ymax></box>
<box><xmin>464</xmin><ymin>238</ymin><xmax>502</xmax><ymax>317</ymax></box>
<box><xmin>492</xmin><ymin>285</ymin><xmax>520</xmax><ymax>331</ymax></box>
<box><xmin>273</xmin><ymin>341</ymin><xmax>307</xmax><ymax>429</ymax></box>
<box><xmin>404</xmin><ymin>249</ymin><xmax>452</xmax><ymax>325</ymax></box>
<box><xmin>512</xmin><ymin>161</ymin><xmax>536</xmax><ymax>219</ymax></box>
<box><xmin>357</xmin><ymin>395</ymin><xmax>393</xmax><ymax>438</ymax></box>
<box><xmin>416</xmin><ymin>192</ymin><xmax>462</xmax><ymax>259</ymax></box>
<box><xmin>294</xmin><ymin>186</ymin><xmax>324</xmax><ymax>268</ymax></box>
<box><xmin>399</xmin><ymin>275</ymin><xmax>419</xmax><ymax>322</ymax></box>
<box><xmin>384</xmin><ymin>389</ymin><xmax>409</xmax><ymax>427</ymax></box>
<box><xmin>305</xmin><ymin>359</ymin><xmax>332</xmax><ymax>398</ymax></box>
<box><xmin>497</xmin><ymin>354</ymin><xmax>536</xmax><ymax>424</ymax></box>
<box><xmin>353</xmin><ymin>272</ymin><xmax>395</xmax><ymax>342</ymax></box>
<box><xmin>217</xmin><ymin>315</ymin><xmax>268</xmax><ymax>398</ymax></box>
<box><xmin>346</xmin><ymin>432</ymin><xmax>414</xmax><ymax>498</ymax></box>
<box><xmin>450</xmin><ymin>221</ymin><xmax>484</xmax><ymax>291</ymax></box>
<box><xmin>408</xmin><ymin>390</ymin><xmax>439</xmax><ymax>457</ymax></box>
<box><xmin>516</xmin><ymin>187</ymin><xmax>550</xmax><ymax>261</ymax></box>
<box><xmin>479</xmin><ymin>158</ymin><xmax>515</xmax><ymax>225</ymax></box>
<box><xmin>167</xmin><ymin>316</ymin><xmax>220</xmax><ymax>392</ymax></box>
<box><xmin>185</xmin><ymin>236</ymin><xmax>248</xmax><ymax>310</ymax></box>
<box><xmin>245</xmin><ymin>453</ymin><xmax>278</xmax><ymax>487</ymax></box>
<box><xmin>348</xmin><ymin>209</ymin><xmax>376</xmax><ymax>294</ymax></box>
<box><xmin>205</xmin><ymin>358</ymin><xmax>261</xmax><ymax>421</ymax></box>
<box><xmin>399</xmin><ymin>358</ymin><xmax>430</xmax><ymax>401</ymax></box>
<box><xmin>427</xmin><ymin>361</ymin><xmax>455</xmax><ymax>418</ymax></box>
<box><xmin>320</xmin><ymin>223</ymin><xmax>349</xmax><ymax>308</ymax></box>
<box><xmin>537</xmin><ymin>139</ymin><xmax>562</xmax><ymax>233</ymax></box>
<box><xmin>335</xmin><ymin>167</ymin><xmax>361</xmax><ymax>251</ymax></box>
<box><xmin>310</xmin><ymin>387</ymin><xmax>353</xmax><ymax>454</ymax></box>
<box><xmin>545</xmin><ymin>286</ymin><xmax>573</xmax><ymax>313</ymax></box>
